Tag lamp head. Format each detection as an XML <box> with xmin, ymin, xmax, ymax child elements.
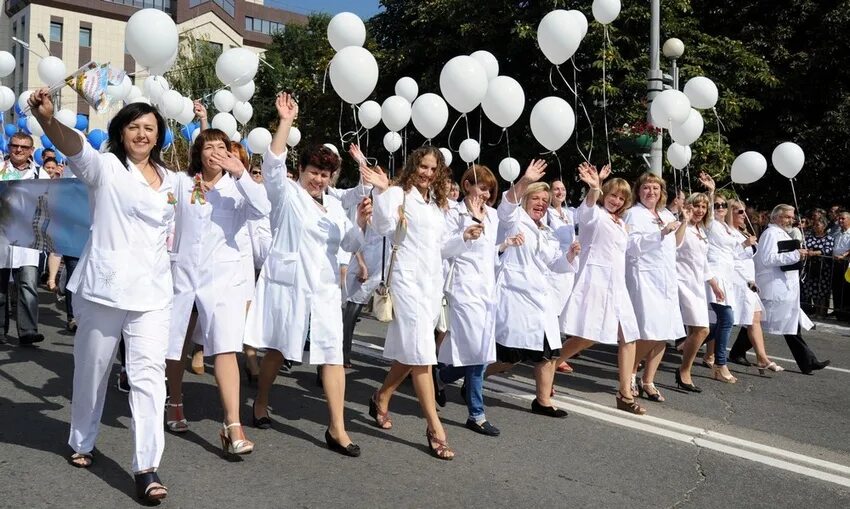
<box><xmin>663</xmin><ymin>38</ymin><xmax>685</xmax><ymax>60</ymax></box>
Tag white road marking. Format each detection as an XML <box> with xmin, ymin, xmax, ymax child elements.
<box><xmin>352</xmin><ymin>339</ymin><xmax>850</xmax><ymax>488</ymax></box>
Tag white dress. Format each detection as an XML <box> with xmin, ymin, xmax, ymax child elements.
<box><xmin>624</xmin><ymin>204</ymin><xmax>685</xmax><ymax>340</ymax></box>
<box><xmin>438</xmin><ymin>201</ymin><xmax>498</xmax><ymax>366</ymax></box>
<box><xmin>563</xmin><ymin>202</ymin><xmax>640</xmax><ymax>345</ymax></box>
<box><xmin>677</xmin><ymin>224</ymin><xmax>712</xmax><ymax>327</ymax></box>
<box><xmin>706</xmin><ymin>219</ymin><xmax>739</xmax><ymax>317</ymax></box>
<box><xmin>371</xmin><ymin>185</ymin><xmax>446</xmax><ymax>366</ymax></box>
<box><xmin>754</xmin><ymin>224</ymin><xmax>814</xmax><ymax>334</ymax></box>
<box><xmin>729</xmin><ymin>229</ymin><xmax>764</xmax><ymax>326</ymax></box>
<box><xmin>495</xmin><ymin>194</ymin><xmax>575</xmax><ymax>351</ymax></box>
<box><xmin>167</xmin><ymin>172</ymin><xmax>270</xmax><ymax>359</ymax></box>
<box><xmin>244</xmin><ymin>149</ymin><xmax>364</xmax><ymax>365</ymax></box>
<box><xmin>546</xmin><ymin>206</ymin><xmax>576</xmax><ymax>333</ymax></box>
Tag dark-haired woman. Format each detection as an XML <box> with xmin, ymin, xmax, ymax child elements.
<box><xmin>163</xmin><ymin>129</ymin><xmax>270</xmax><ymax>456</ymax></box>
<box><xmin>29</xmin><ymin>90</ymin><xmax>173</xmax><ymax>501</ymax></box>
<box><xmin>360</xmin><ymin>146</ymin><xmax>481</xmax><ymax>460</ymax></box>
<box><xmin>246</xmin><ymin>94</ymin><xmax>371</xmax><ymax>457</ymax></box>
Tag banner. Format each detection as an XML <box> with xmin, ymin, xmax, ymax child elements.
<box><xmin>0</xmin><ymin>179</ymin><xmax>91</xmax><ymax>258</ymax></box>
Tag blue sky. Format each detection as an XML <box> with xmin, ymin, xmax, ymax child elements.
<box><xmin>266</xmin><ymin>0</ymin><xmax>383</xmax><ymax>19</ymax></box>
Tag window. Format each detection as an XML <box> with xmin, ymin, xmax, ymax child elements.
<box><xmin>102</xmin><ymin>0</ymin><xmax>173</xmax><ymax>13</ymax></box>
<box><xmin>49</xmin><ymin>21</ymin><xmax>62</xmax><ymax>43</ymax></box>
<box><xmin>245</xmin><ymin>16</ymin><xmax>284</xmax><ymax>35</ymax></box>
<box><xmin>79</xmin><ymin>27</ymin><xmax>92</xmax><ymax>47</ymax></box>
<box><xmin>189</xmin><ymin>0</ymin><xmax>234</xmax><ymax>17</ymax></box>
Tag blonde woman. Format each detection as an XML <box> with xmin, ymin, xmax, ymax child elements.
<box><xmin>547</xmin><ymin>179</ymin><xmax>577</xmax><ymax>373</ymax></box>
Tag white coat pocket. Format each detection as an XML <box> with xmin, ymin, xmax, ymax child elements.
<box><xmin>81</xmin><ymin>246</ymin><xmax>130</xmax><ymax>303</ymax></box>
<box><xmin>265</xmin><ymin>251</ymin><xmax>298</xmax><ymax>286</ymax></box>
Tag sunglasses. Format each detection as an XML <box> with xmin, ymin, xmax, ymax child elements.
<box><xmin>735</xmin><ymin>209</ymin><xmax>746</xmax><ymax>215</ymax></box>
<box><xmin>713</xmin><ymin>202</ymin><xmax>728</xmax><ymax>210</ymax></box>
<box><xmin>250</xmin><ymin>170</ymin><xmax>262</xmax><ymax>176</ymax></box>
<box><xmin>9</xmin><ymin>143</ymin><xmax>34</xmax><ymax>150</ymax></box>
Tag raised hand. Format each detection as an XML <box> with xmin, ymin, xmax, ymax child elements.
<box><xmin>698</xmin><ymin>172</ymin><xmax>715</xmax><ymax>194</ymax></box>
<box><xmin>276</xmin><ymin>92</ymin><xmax>299</xmax><ymax>123</ymax></box>
<box><xmin>577</xmin><ymin>162</ymin><xmax>600</xmax><ymax>189</ymax></box>
<box><xmin>359</xmin><ymin>165</ymin><xmax>389</xmax><ymax>191</ymax></box>
<box><xmin>27</xmin><ymin>89</ymin><xmax>55</xmax><ymax>121</ymax></box>
<box><xmin>680</xmin><ymin>204</ymin><xmax>693</xmax><ymax>224</ymax></box>
<box><xmin>522</xmin><ymin>159</ymin><xmax>548</xmax><ymax>183</ymax></box>
<box><xmin>598</xmin><ymin>163</ymin><xmax>612</xmax><ymax>181</ymax></box>
<box><xmin>210</xmin><ymin>150</ymin><xmax>245</xmax><ymax>177</ymax></box>
<box><xmin>348</xmin><ymin>143</ymin><xmax>367</xmax><ymax>167</ymax></box>
<box><xmin>193</xmin><ymin>100</ymin><xmax>207</xmax><ymax>121</ymax></box>
<box><xmin>466</xmin><ymin>194</ymin><xmax>485</xmax><ymax>222</ymax></box>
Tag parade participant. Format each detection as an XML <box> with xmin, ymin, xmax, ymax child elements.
<box><xmin>29</xmin><ymin>89</ymin><xmax>172</xmax><ymax>502</ymax></box>
<box><xmin>753</xmin><ymin>205</ymin><xmax>830</xmax><ymax>374</ymax></box>
<box><xmin>625</xmin><ymin>173</ymin><xmax>686</xmax><ymax>403</ymax></box>
<box><xmin>486</xmin><ymin>161</ymin><xmax>578</xmax><ymax>417</ymax></box>
<box><xmin>163</xmin><ymin>129</ymin><xmax>270</xmax><ymax>458</ymax></box>
<box><xmin>558</xmin><ymin>163</ymin><xmax>645</xmax><ymax>414</ymax></box>
<box><xmin>547</xmin><ymin>179</ymin><xmax>577</xmax><ymax>373</ymax></box>
<box><xmin>246</xmin><ymin>93</ymin><xmax>371</xmax><ymax>457</ymax></box>
<box><xmin>359</xmin><ymin>145</ymin><xmax>476</xmax><ymax>460</ymax></box>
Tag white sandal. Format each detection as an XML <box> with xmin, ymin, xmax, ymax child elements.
<box><xmin>165</xmin><ymin>402</ymin><xmax>189</xmax><ymax>433</ymax></box>
<box><xmin>220</xmin><ymin>423</ymin><xmax>254</xmax><ymax>455</ymax></box>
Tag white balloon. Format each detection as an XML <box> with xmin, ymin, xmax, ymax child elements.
<box><xmin>27</xmin><ymin>116</ymin><xmax>44</xmax><ymax>137</ymax></box>
<box><xmin>499</xmin><ymin>157</ymin><xmax>521</xmax><ymax>182</ymax></box>
<box><xmin>56</xmin><ymin>109</ymin><xmax>76</xmax><ymax>129</ymax></box>
<box><xmin>191</xmin><ymin>128</ymin><xmax>201</xmax><ymax>143</ymax></box>
<box><xmin>650</xmin><ymin>89</ymin><xmax>691</xmax><ymax>128</ymax></box>
<box><xmin>176</xmin><ymin>97</ymin><xmax>196</xmax><ymax>125</ymax></box>
<box><xmin>537</xmin><ymin>10</ymin><xmax>582</xmax><ymax>65</ymax></box>
<box><xmin>0</xmin><ymin>51</ymin><xmax>15</xmax><ymax>78</ymax></box>
<box><xmin>125</xmin><ymin>9</ymin><xmax>178</xmax><ymax>70</ymax></box>
<box><xmin>18</xmin><ymin>91</ymin><xmax>33</xmax><ymax>112</ymax></box>
<box><xmin>394</xmin><ymin>77</ymin><xmax>419</xmax><ymax>103</ymax></box>
<box><xmin>411</xmin><ymin>93</ymin><xmax>449</xmax><ymax>139</ymax></box>
<box><xmin>323</xmin><ymin>142</ymin><xmax>338</xmax><ymax>155</ymax></box>
<box><xmin>439</xmin><ymin>55</ymin><xmax>488</xmax><ymax>114</ymax></box>
<box><xmin>287</xmin><ymin>127</ymin><xmax>302</xmax><ymax>147</ymax></box>
<box><xmin>213</xmin><ymin>89</ymin><xmax>235</xmax><ymax>113</ymax></box>
<box><xmin>144</xmin><ymin>76</ymin><xmax>169</xmax><ymax>102</ymax></box>
<box><xmin>159</xmin><ymin>89</ymin><xmax>184</xmax><ymax>119</ymax></box>
<box><xmin>666</xmin><ymin>143</ymin><xmax>692</xmax><ymax>170</ymax></box>
<box><xmin>358</xmin><ymin>100</ymin><xmax>382</xmax><ymax>129</ymax></box>
<box><xmin>530</xmin><ymin>97</ymin><xmax>575</xmax><ymax>151</ymax></box>
<box><xmin>459</xmin><ymin>138</ymin><xmax>480</xmax><ymax>163</ymax></box>
<box><xmin>481</xmin><ymin>76</ymin><xmax>525</xmax><ymax>128</ymax></box>
<box><xmin>247</xmin><ymin>127</ymin><xmax>272</xmax><ymax>153</ymax></box>
<box><xmin>381</xmin><ymin>95</ymin><xmax>412</xmax><ymax>132</ymax></box>
<box><xmin>470</xmin><ymin>50</ymin><xmax>499</xmax><ymax>81</ymax></box>
<box><xmin>0</xmin><ymin>86</ymin><xmax>15</xmax><ymax>111</ymax></box>
<box><xmin>128</xmin><ymin>96</ymin><xmax>151</xmax><ymax>105</ymax></box>
<box><xmin>211</xmin><ymin>112</ymin><xmax>238</xmax><ymax>137</ymax></box>
<box><xmin>107</xmin><ymin>75</ymin><xmax>132</xmax><ymax>101</ymax></box>
<box><xmin>683</xmin><ymin>76</ymin><xmax>719</xmax><ymax>110</ymax></box>
<box><xmin>567</xmin><ymin>10</ymin><xmax>589</xmax><ymax>39</ymax></box>
<box><xmin>148</xmin><ymin>48</ymin><xmax>178</xmax><ymax>77</ymax></box>
<box><xmin>230</xmin><ymin>131</ymin><xmax>242</xmax><ymax>143</ymax></box>
<box><xmin>327</xmin><ymin>12</ymin><xmax>366</xmax><ymax>51</ymax></box>
<box><xmin>669</xmin><ymin>108</ymin><xmax>704</xmax><ymax>146</ymax></box>
<box><xmin>329</xmin><ymin>46</ymin><xmax>379</xmax><ymax>104</ymax></box>
<box><xmin>126</xmin><ymin>85</ymin><xmax>142</xmax><ymax>102</ymax></box>
<box><xmin>772</xmin><ymin>142</ymin><xmax>805</xmax><ymax>179</ymax></box>
<box><xmin>231</xmin><ymin>81</ymin><xmax>256</xmax><ymax>102</ymax></box>
<box><xmin>731</xmin><ymin>151</ymin><xmax>767</xmax><ymax>184</ymax></box>
<box><xmin>215</xmin><ymin>48</ymin><xmax>259</xmax><ymax>87</ymax></box>
<box><xmin>439</xmin><ymin>148</ymin><xmax>453</xmax><ymax>167</ymax></box>
<box><xmin>37</xmin><ymin>56</ymin><xmax>66</xmax><ymax>86</ymax></box>
<box><xmin>383</xmin><ymin>132</ymin><xmax>402</xmax><ymax>153</ymax></box>
<box><xmin>232</xmin><ymin>101</ymin><xmax>254</xmax><ymax>125</ymax></box>
<box><xmin>592</xmin><ymin>0</ymin><xmax>622</xmax><ymax>25</ymax></box>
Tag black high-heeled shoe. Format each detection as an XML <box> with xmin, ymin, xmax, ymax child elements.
<box><xmin>675</xmin><ymin>369</ymin><xmax>703</xmax><ymax>393</ymax></box>
<box><xmin>324</xmin><ymin>429</ymin><xmax>361</xmax><ymax>457</ymax></box>
<box><xmin>252</xmin><ymin>403</ymin><xmax>272</xmax><ymax>429</ymax></box>
<box><xmin>134</xmin><ymin>471</ymin><xmax>168</xmax><ymax>503</ymax></box>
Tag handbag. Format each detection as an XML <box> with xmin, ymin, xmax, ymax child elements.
<box><xmin>373</xmin><ymin>194</ymin><xmax>406</xmax><ymax>322</ymax></box>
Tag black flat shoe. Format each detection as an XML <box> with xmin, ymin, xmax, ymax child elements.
<box><xmin>729</xmin><ymin>355</ymin><xmax>752</xmax><ymax>367</ymax></box>
<box><xmin>530</xmin><ymin>398</ymin><xmax>567</xmax><ymax>418</ymax></box>
<box><xmin>675</xmin><ymin>369</ymin><xmax>703</xmax><ymax>393</ymax></box>
<box><xmin>324</xmin><ymin>429</ymin><xmax>361</xmax><ymax>457</ymax></box>
<box><xmin>465</xmin><ymin>419</ymin><xmax>500</xmax><ymax>436</ymax></box>
<box><xmin>18</xmin><ymin>333</ymin><xmax>44</xmax><ymax>346</ymax></box>
<box><xmin>252</xmin><ymin>403</ymin><xmax>272</xmax><ymax>429</ymax></box>
<box><xmin>802</xmin><ymin>359</ymin><xmax>830</xmax><ymax>374</ymax></box>
<box><xmin>134</xmin><ymin>471</ymin><xmax>167</xmax><ymax>503</ymax></box>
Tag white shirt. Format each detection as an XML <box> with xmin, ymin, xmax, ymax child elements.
<box><xmin>833</xmin><ymin>227</ymin><xmax>850</xmax><ymax>258</ymax></box>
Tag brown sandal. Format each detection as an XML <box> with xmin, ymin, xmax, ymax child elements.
<box><xmin>426</xmin><ymin>428</ymin><xmax>454</xmax><ymax>460</ymax></box>
<box><xmin>368</xmin><ymin>393</ymin><xmax>392</xmax><ymax>429</ymax></box>
<box><xmin>69</xmin><ymin>452</ymin><xmax>93</xmax><ymax>468</ymax></box>
<box><xmin>616</xmin><ymin>392</ymin><xmax>647</xmax><ymax>415</ymax></box>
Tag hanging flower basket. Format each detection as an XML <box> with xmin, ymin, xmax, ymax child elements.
<box><xmin>616</xmin><ymin>134</ymin><xmax>654</xmax><ymax>153</ymax></box>
<box><xmin>613</xmin><ymin>121</ymin><xmax>661</xmax><ymax>154</ymax></box>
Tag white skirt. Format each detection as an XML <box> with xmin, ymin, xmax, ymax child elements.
<box><xmin>731</xmin><ymin>282</ymin><xmax>764</xmax><ymax>326</ymax></box>
<box><xmin>678</xmin><ymin>278</ymin><xmax>709</xmax><ymax>327</ymax></box>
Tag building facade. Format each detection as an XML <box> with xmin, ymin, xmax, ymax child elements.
<box><xmin>1</xmin><ymin>0</ymin><xmax>306</xmax><ymax>132</ymax></box>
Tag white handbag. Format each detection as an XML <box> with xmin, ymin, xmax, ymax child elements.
<box><xmin>373</xmin><ymin>195</ymin><xmax>406</xmax><ymax>323</ymax></box>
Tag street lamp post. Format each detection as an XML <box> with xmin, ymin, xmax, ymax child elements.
<box><xmin>647</xmin><ymin>0</ymin><xmax>663</xmax><ymax>176</ymax></box>
<box><xmin>663</xmin><ymin>38</ymin><xmax>685</xmax><ymax>92</ymax></box>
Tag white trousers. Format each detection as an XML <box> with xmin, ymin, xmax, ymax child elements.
<box><xmin>68</xmin><ymin>295</ymin><xmax>170</xmax><ymax>473</ymax></box>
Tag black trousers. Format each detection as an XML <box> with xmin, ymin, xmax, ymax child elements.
<box><xmin>729</xmin><ymin>325</ymin><xmax>819</xmax><ymax>372</ymax></box>
<box><xmin>832</xmin><ymin>259</ymin><xmax>850</xmax><ymax>321</ymax></box>
<box><xmin>341</xmin><ymin>301</ymin><xmax>364</xmax><ymax>366</ymax></box>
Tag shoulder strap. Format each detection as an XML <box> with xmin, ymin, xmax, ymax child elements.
<box><xmin>380</xmin><ymin>190</ymin><xmax>406</xmax><ymax>286</ymax></box>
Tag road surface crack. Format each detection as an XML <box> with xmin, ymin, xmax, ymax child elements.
<box><xmin>667</xmin><ymin>440</ymin><xmax>708</xmax><ymax>508</ymax></box>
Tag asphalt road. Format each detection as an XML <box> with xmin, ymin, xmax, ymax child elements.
<box><xmin>1</xmin><ymin>290</ymin><xmax>849</xmax><ymax>508</ymax></box>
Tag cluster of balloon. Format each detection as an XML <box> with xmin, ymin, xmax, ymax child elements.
<box><xmin>328</xmin><ymin>12</ymin><xmax>378</xmax><ymax>106</ymax></box>
<box><xmin>209</xmin><ymin>46</ymin><xmax>260</xmax><ymax>140</ymax></box>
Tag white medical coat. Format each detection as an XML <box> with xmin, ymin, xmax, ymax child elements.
<box><xmin>754</xmin><ymin>224</ymin><xmax>813</xmax><ymax>334</ymax></box>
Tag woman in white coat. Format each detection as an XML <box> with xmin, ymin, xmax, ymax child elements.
<box><xmin>164</xmin><ymin>129</ymin><xmax>270</xmax><ymax>456</ymax></box>
<box><xmin>676</xmin><ymin>192</ymin><xmax>725</xmax><ymax>392</ymax></box>
<box><xmin>624</xmin><ymin>173</ymin><xmax>686</xmax><ymax>403</ymax></box>
<box><xmin>546</xmin><ymin>179</ymin><xmax>577</xmax><ymax>373</ymax></box>
<box><xmin>360</xmin><ymin>146</ymin><xmax>481</xmax><ymax>460</ymax></box>
<box><xmin>558</xmin><ymin>163</ymin><xmax>646</xmax><ymax>415</ymax></box>
<box><xmin>246</xmin><ymin>94</ymin><xmax>370</xmax><ymax>457</ymax></box>
<box><xmin>29</xmin><ymin>91</ymin><xmax>171</xmax><ymax>502</ymax></box>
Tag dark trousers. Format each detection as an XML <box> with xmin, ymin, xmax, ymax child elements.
<box><xmin>832</xmin><ymin>259</ymin><xmax>850</xmax><ymax>321</ymax></box>
<box><xmin>0</xmin><ymin>266</ymin><xmax>40</xmax><ymax>337</ymax></box>
<box><xmin>341</xmin><ymin>301</ymin><xmax>364</xmax><ymax>365</ymax></box>
<box><xmin>729</xmin><ymin>325</ymin><xmax>819</xmax><ymax>372</ymax></box>
<box><xmin>62</xmin><ymin>256</ymin><xmax>79</xmax><ymax>321</ymax></box>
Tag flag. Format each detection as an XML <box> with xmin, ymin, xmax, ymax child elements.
<box><xmin>65</xmin><ymin>61</ymin><xmax>126</xmax><ymax>113</ymax></box>
<box><xmin>0</xmin><ymin>179</ymin><xmax>91</xmax><ymax>257</ymax></box>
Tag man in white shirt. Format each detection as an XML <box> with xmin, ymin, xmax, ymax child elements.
<box><xmin>1</xmin><ymin>132</ymin><xmax>49</xmax><ymax>344</ymax></box>
<box><xmin>831</xmin><ymin>211</ymin><xmax>850</xmax><ymax>321</ymax></box>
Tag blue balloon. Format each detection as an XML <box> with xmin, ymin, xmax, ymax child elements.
<box><xmin>180</xmin><ymin>122</ymin><xmax>197</xmax><ymax>141</ymax></box>
<box><xmin>34</xmin><ymin>147</ymin><xmax>44</xmax><ymax>165</ymax></box>
<box><xmin>0</xmin><ymin>136</ymin><xmax>7</xmax><ymax>154</ymax></box>
<box><xmin>14</xmin><ymin>103</ymin><xmax>23</xmax><ymax>117</ymax></box>
<box><xmin>87</xmin><ymin>129</ymin><xmax>107</xmax><ymax>150</ymax></box>
<box><xmin>240</xmin><ymin>138</ymin><xmax>252</xmax><ymax>156</ymax></box>
<box><xmin>163</xmin><ymin>128</ymin><xmax>174</xmax><ymax>149</ymax></box>
<box><xmin>17</xmin><ymin>116</ymin><xmax>27</xmax><ymax>130</ymax></box>
<box><xmin>41</xmin><ymin>135</ymin><xmax>54</xmax><ymax>149</ymax></box>
<box><xmin>75</xmin><ymin>114</ymin><xmax>89</xmax><ymax>131</ymax></box>
<box><xmin>4</xmin><ymin>123</ymin><xmax>16</xmax><ymax>137</ymax></box>
<box><xmin>55</xmin><ymin>150</ymin><xmax>65</xmax><ymax>164</ymax></box>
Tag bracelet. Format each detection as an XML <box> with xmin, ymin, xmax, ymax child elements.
<box><xmin>589</xmin><ymin>187</ymin><xmax>601</xmax><ymax>192</ymax></box>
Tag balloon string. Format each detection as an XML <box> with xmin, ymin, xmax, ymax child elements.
<box><xmin>790</xmin><ymin>178</ymin><xmax>805</xmax><ymax>245</ymax></box>
<box><xmin>322</xmin><ymin>61</ymin><xmax>330</xmax><ymax>95</ymax></box>
<box><xmin>336</xmin><ymin>101</ymin><xmax>360</xmax><ymax>146</ymax></box>
<box><xmin>403</xmin><ymin>127</ymin><xmax>408</xmax><ymax>166</ymax></box>
<box><xmin>477</xmin><ymin>109</ymin><xmax>483</xmax><ymax>167</ymax></box>
<box><xmin>686</xmin><ymin>163</ymin><xmax>692</xmax><ymax>194</ymax></box>
<box><xmin>602</xmin><ymin>26</ymin><xmax>613</xmax><ymax>169</ymax></box>
<box><xmin>446</xmin><ymin>113</ymin><xmax>465</xmax><ymax>151</ymax></box>
<box><xmin>352</xmin><ymin>104</ymin><xmax>361</xmax><ymax>147</ymax></box>
<box><xmin>506</xmin><ymin>128</ymin><xmax>511</xmax><ymax>160</ymax></box>
<box><xmin>555</xmin><ymin>64</ymin><xmax>593</xmax><ymax>164</ymax></box>
<box><xmin>489</xmin><ymin>128</ymin><xmax>506</xmax><ymax>146</ymax></box>
<box><xmin>552</xmin><ymin>150</ymin><xmax>563</xmax><ymax>182</ymax></box>
<box><xmin>571</xmin><ymin>60</ymin><xmax>582</xmax><ymax>164</ymax></box>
